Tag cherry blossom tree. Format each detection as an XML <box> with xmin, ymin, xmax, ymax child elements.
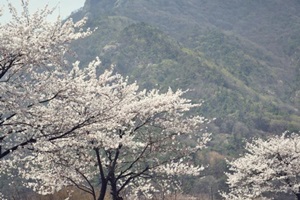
<box><xmin>0</xmin><ymin>1</ymin><xmax>92</xmax><ymax>197</ymax></box>
<box><xmin>0</xmin><ymin>0</ymin><xmax>91</xmax><ymax>160</ymax></box>
<box><xmin>222</xmin><ymin>132</ymin><xmax>300</xmax><ymax>200</ymax></box>
<box><xmin>12</xmin><ymin>59</ymin><xmax>211</xmax><ymax>200</ymax></box>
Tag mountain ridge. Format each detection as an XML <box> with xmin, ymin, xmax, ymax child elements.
<box><xmin>70</xmin><ymin>0</ymin><xmax>300</xmax><ymax>138</ymax></box>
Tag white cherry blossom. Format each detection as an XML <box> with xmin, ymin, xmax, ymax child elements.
<box><xmin>222</xmin><ymin>132</ymin><xmax>300</xmax><ymax>200</ymax></box>
<box><xmin>0</xmin><ymin>1</ymin><xmax>91</xmax><ymax>197</ymax></box>
<box><xmin>3</xmin><ymin>58</ymin><xmax>210</xmax><ymax>200</ymax></box>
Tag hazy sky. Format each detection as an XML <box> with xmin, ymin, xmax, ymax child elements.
<box><xmin>1</xmin><ymin>0</ymin><xmax>86</xmax><ymax>22</ymax></box>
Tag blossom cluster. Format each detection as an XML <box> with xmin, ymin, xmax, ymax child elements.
<box><xmin>15</xmin><ymin>59</ymin><xmax>210</xmax><ymax>197</ymax></box>
<box><xmin>222</xmin><ymin>132</ymin><xmax>300</xmax><ymax>199</ymax></box>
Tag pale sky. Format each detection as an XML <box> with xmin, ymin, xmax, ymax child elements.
<box><xmin>1</xmin><ymin>0</ymin><xmax>86</xmax><ymax>22</ymax></box>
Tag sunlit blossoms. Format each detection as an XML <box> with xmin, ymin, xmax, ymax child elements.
<box><xmin>222</xmin><ymin>132</ymin><xmax>300</xmax><ymax>200</ymax></box>
<box><xmin>15</xmin><ymin>59</ymin><xmax>211</xmax><ymax>199</ymax></box>
<box><xmin>0</xmin><ymin>0</ymin><xmax>91</xmax><ymax>72</ymax></box>
<box><xmin>0</xmin><ymin>0</ymin><xmax>91</xmax><ymax>161</ymax></box>
<box><xmin>0</xmin><ymin>0</ymin><xmax>91</xmax><ymax>190</ymax></box>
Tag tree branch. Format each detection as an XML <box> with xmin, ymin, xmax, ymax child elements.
<box><xmin>0</xmin><ymin>137</ymin><xmax>36</xmax><ymax>159</ymax></box>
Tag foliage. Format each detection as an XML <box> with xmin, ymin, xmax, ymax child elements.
<box><xmin>70</xmin><ymin>1</ymin><xmax>300</xmax><ymax>139</ymax></box>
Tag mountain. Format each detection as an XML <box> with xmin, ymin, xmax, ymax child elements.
<box><xmin>70</xmin><ymin>0</ymin><xmax>300</xmax><ymax>136</ymax></box>
<box><xmin>69</xmin><ymin>0</ymin><xmax>300</xmax><ymax>198</ymax></box>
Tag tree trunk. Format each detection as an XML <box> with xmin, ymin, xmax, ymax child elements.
<box><xmin>98</xmin><ymin>179</ymin><xmax>108</xmax><ymax>200</ymax></box>
<box><xmin>110</xmin><ymin>174</ymin><xmax>123</xmax><ymax>200</ymax></box>
<box><xmin>109</xmin><ymin>144</ymin><xmax>123</xmax><ymax>200</ymax></box>
<box><xmin>296</xmin><ymin>193</ymin><xmax>300</xmax><ymax>200</ymax></box>
<box><xmin>95</xmin><ymin>148</ymin><xmax>108</xmax><ymax>200</ymax></box>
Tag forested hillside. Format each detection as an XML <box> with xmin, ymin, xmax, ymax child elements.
<box><xmin>71</xmin><ymin>0</ymin><xmax>300</xmax><ymax>136</ymax></box>
<box><xmin>68</xmin><ymin>0</ymin><xmax>300</xmax><ymax>198</ymax></box>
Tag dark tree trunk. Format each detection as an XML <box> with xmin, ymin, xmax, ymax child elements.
<box><xmin>95</xmin><ymin>148</ymin><xmax>109</xmax><ymax>200</ymax></box>
<box><xmin>296</xmin><ymin>193</ymin><xmax>300</xmax><ymax>200</ymax></box>
<box><xmin>110</xmin><ymin>173</ymin><xmax>123</xmax><ymax>200</ymax></box>
<box><xmin>109</xmin><ymin>144</ymin><xmax>123</xmax><ymax>200</ymax></box>
<box><xmin>98</xmin><ymin>179</ymin><xmax>108</xmax><ymax>200</ymax></box>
